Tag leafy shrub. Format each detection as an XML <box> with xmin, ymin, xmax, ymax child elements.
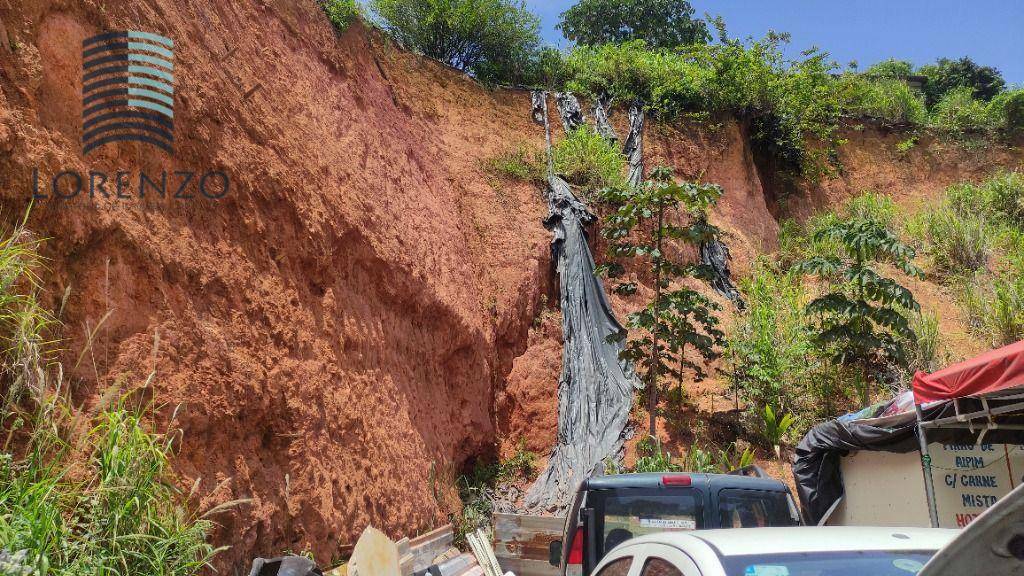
<box><xmin>715</xmin><ymin>444</ymin><xmax>756</xmax><ymax>471</ymax></box>
<box><xmin>520</xmin><ymin>47</ymin><xmax>569</xmax><ymax>89</ymax></box>
<box><xmin>565</xmin><ymin>41</ymin><xmax>704</xmax><ymax>115</ymax></box>
<box><xmin>559</xmin><ymin>0</ymin><xmax>709</xmax><ymax>49</ymax></box>
<box><xmin>864</xmin><ymin>59</ymin><xmax>914</xmax><ymax>79</ymax></box>
<box><xmin>930</xmin><ymin>86</ymin><xmax>997</xmax><ymax>134</ymax></box>
<box><xmin>565</xmin><ymin>32</ymin><xmax>843</xmax><ymax>180</ymax></box>
<box><xmin>680</xmin><ymin>443</ymin><xmax>754</xmax><ymax>473</ymax></box>
<box><xmin>633</xmin><ymin>436</ymin><xmax>682</xmax><ymax>473</ymax></box>
<box><xmin>370</xmin><ymin>0</ymin><xmax>541</xmax><ymax>84</ymax></box>
<box><xmin>896</xmin><ymin>136</ymin><xmax>918</xmax><ymax>154</ymax></box>
<box><xmin>837</xmin><ymin>76</ymin><xmax>927</xmax><ymax>125</ymax></box>
<box><xmin>798</xmin><ymin>218</ymin><xmax>923</xmax><ymax>404</ymax></box>
<box><xmin>554</xmin><ymin>126</ymin><xmax>628</xmax><ymax>194</ymax></box>
<box><xmin>321</xmin><ymin>0</ymin><xmax>360</xmax><ymax>31</ymax></box>
<box><xmin>918</xmin><ymin>56</ymin><xmax>1006</xmax><ymax>108</ymax></box>
<box><xmin>987</xmin><ymin>90</ymin><xmax>1024</xmax><ymax>135</ymax></box>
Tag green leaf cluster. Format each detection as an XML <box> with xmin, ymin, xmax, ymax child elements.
<box><xmin>797</xmin><ymin>218</ymin><xmax>923</xmax><ymax>397</ymax></box>
<box><xmin>558</xmin><ymin>0</ymin><xmax>710</xmax><ymax>49</ymax></box>
<box><xmin>370</xmin><ymin>0</ymin><xmax>541</xmax><ymax>83</ymax></box>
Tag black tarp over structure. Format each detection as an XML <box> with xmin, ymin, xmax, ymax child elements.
<box><xmin>792</xmin><ymin>398</ymin><xmax>1024</xmax><ymax>525</ymax></box>
<box><xmin>524</xmin><ymin>92</ymin><xmax>639</xmax><ymax>512</ymax></box>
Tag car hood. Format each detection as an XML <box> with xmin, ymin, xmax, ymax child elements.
<box><xmin>919</xmin><ymin>482</ymin><xmax>1024</xmax><ymax>576</ymax></box>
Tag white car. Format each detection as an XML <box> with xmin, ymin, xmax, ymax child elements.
<box><xmin>590</xmin><ymin>526</ymin><xmax>958</xmax><ymax>576</ymax></box>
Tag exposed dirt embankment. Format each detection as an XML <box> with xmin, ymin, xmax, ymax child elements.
<box><xmin>0</xmin><ymin>4</ymin><xmax>551</xmax><ymax>568</ymax></box>
<box><xmin>1</xmin><ymin>0</ymin><xmax>1022</xmax><ymax>569</ymax></box>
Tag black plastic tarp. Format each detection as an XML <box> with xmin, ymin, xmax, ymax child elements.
<box><xmin>700</xmin><ymin>237</ymin><xmax>745</xmax><ymax>309</ymax></box>
<box><xmin>792</xmin><ymin>409</ymin><xmax>925</xmax><ymax>525</ymax></box>
<box><xmin>555</xmin><ymin>92</ymin><xmax>586</xmax><ymax>134</ymax></box>
<box><xmin>592</xmin><ymin>93</ymin><xmax>618</xmax><ymax>144</ymax></box>
<box><xmin>524</xmin><ymin>92</ymin><xmax>639</xmax><ymax>512</ymax></box>
<box><xmin>623</xmin><ymin>103</ymin><xmax>644</xmax><ymax>188</ymax></box>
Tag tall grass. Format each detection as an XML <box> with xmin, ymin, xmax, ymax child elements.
<box><xmin>483</xmin><ymin>142</ymin><xmax>546</xmax><ymax>183</ymax></box>
<box><xmin>838</xmin><ymin>76</ymin><xmax>927</xmax><ymax>125</ymax></box>
<box><xmin>553</xmin><ymin>126</ymin><xmax>627</xmax><ymax>195</ymax></box>
<box><xmin>908</xmin><ymin>201</ymin><xmax>991</xmax><ymax>279</ymax></box>
<box><xmin>2</xmin><ymin>395</ymin><xmax>221</xmax><ymax>576</ymax></box>
<box><xmin>961</xmin><ymin>272</ymin><xmax>1024</xmax><ymax>348</ymax></box>
<box><xmin>911</xmin><ymin>171</ymin><xmax>1024</xmax><ymax>347</ymax></box>
<box><xmin>725</xmin><ymin>258</ymin><xmax>847</xmax><ymax>428</ymax></box>
<box><xmin>0</xmin><ymin>217</ymin><xmax>54</xmax><ymax>407</ymax></box>
<box><xmin>0</xmin><ymin>219</ymin><xmax>220</xmax><ymax>575</ymax></box>
<box><xmin>930</xmin><ymin>86</ymin><xmax>998</xmax><ymax>135</ymax></box>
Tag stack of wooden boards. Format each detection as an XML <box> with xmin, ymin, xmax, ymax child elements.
<box><xmin>491</xmin><ymin>514</ymin><xmax>566</xmax><ymax>576</ymax></box>
<box><xmin>336</xmin><ymin>523</ymin><xmax>518</xmax><ymax>576</ymax></box>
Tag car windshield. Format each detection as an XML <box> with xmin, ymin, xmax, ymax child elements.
<box><xmin>721</xmin><ymin>550</ymin><xmax>936</xmax><ymax>576</ymax></box>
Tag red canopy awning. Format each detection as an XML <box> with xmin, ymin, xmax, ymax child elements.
<box><xmin>913</xmin><ymin>340</ymin><xmax>1024</xmax><ymax>404</ymax></box>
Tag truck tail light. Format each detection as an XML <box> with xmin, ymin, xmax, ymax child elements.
<box><xmin>662</xmin><ymin>474</ymin><xmax>692</xmax><ymax>487</ymax></box>
<box><xmin>567</xmin><ymin>526</ymin><xmax>584</xmax><ymax>565</ymax></box>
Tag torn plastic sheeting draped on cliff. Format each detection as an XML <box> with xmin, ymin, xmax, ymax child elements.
<box><xmin>555</xmin><ymin>92</ymin><xmax>586</xmax><ymax>134</ymax></box>
<box><xmin>623</xmin><ymin>104</ymin><xmax>644</xmax><ymax>188</ymax></box>
<box><xmin>592</xmin><ymin>93</ymin><xmax>618</xmax><ymax>143</ymax></box>
<box><xmin>525</xmin><ymin>92</ymin><xmax>639</xmax><ymax>512</ymax></box>
<box><xmin>700</xmin><ymin>237</ymin><xmax>745</xmax><ymax>309</ymax></box>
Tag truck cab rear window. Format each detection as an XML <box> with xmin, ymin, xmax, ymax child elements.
<box><xmin>597</xmin><ymin>490</ymin><xmax>703</xmax><ymax>554</ymax></box>
<box><xmin>718</xmin><ymin>489</ymin><xmax>801</xmax><ymax>528</ymax></box>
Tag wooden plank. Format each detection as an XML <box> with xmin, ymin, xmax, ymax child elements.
<box><xmin>410</xmin><ymin>524</ymin><xmax>454</xmax><ymax>548</ymax></box>
<box><xmin>408</xmin><ymin>524</ymin><xmax>454</xmax><ymax>572</ymax></box>
<box><xmin>494</xmin><ymin>557</ymin><xmax>559</xmax><ymax>576</ymax></box>
<box><xmin>492</xmin><ymin>513</ymin><xmax>566</xmax><ymax>561</ymax></box>
<box><xmin>398</xmin><ymin>537</ymin><xmax>414</xmax><ymax>576</ymax></box>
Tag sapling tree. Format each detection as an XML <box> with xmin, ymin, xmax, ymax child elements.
<box><xmin>797</xmin><ymin>218</ymin><xmax>923</xmax><ymax>404</ymax></box>
<box><xmin>599</xmin><ymin>167</ymin><xmax>725</xmax><ymax>436</ymax></box>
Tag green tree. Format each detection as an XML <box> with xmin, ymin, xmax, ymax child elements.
<box><xmin>797</xmin><ymin>218</ymin><xmax>923</xmax><ymax>404</ymax></box>
<box><xmin>599</xmin><ymin>167</ymin><xmax>724</xmax><ymax>436</ymax></box>
<box><xmin>864</xmin><ymin>58</ymin><xmax>914</xmax><ymax>79</ymax></box>
<box><xmin>919</xmin><ymin>57</ymin><xmax>1006</xmax><ymax>108</ymax></box>
<box><xmin>371</xmin><ymin>0</ymin><xmax>541</xmax><ymax>83</ymax></box>
<box><xmin>558</xmin><ymin>0</ymin><xmax>710</xmax><ymax>49</ymax></box>
<box><xmin>321</xmin><ymin>0</ymin><xmax>360</xmax><ymax>31</ymax></box>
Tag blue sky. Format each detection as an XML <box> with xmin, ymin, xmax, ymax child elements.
<box><xmin>524</xmin><ymin>0</ymin><xmax>1024</xmax><ymax>85</ymax></box>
